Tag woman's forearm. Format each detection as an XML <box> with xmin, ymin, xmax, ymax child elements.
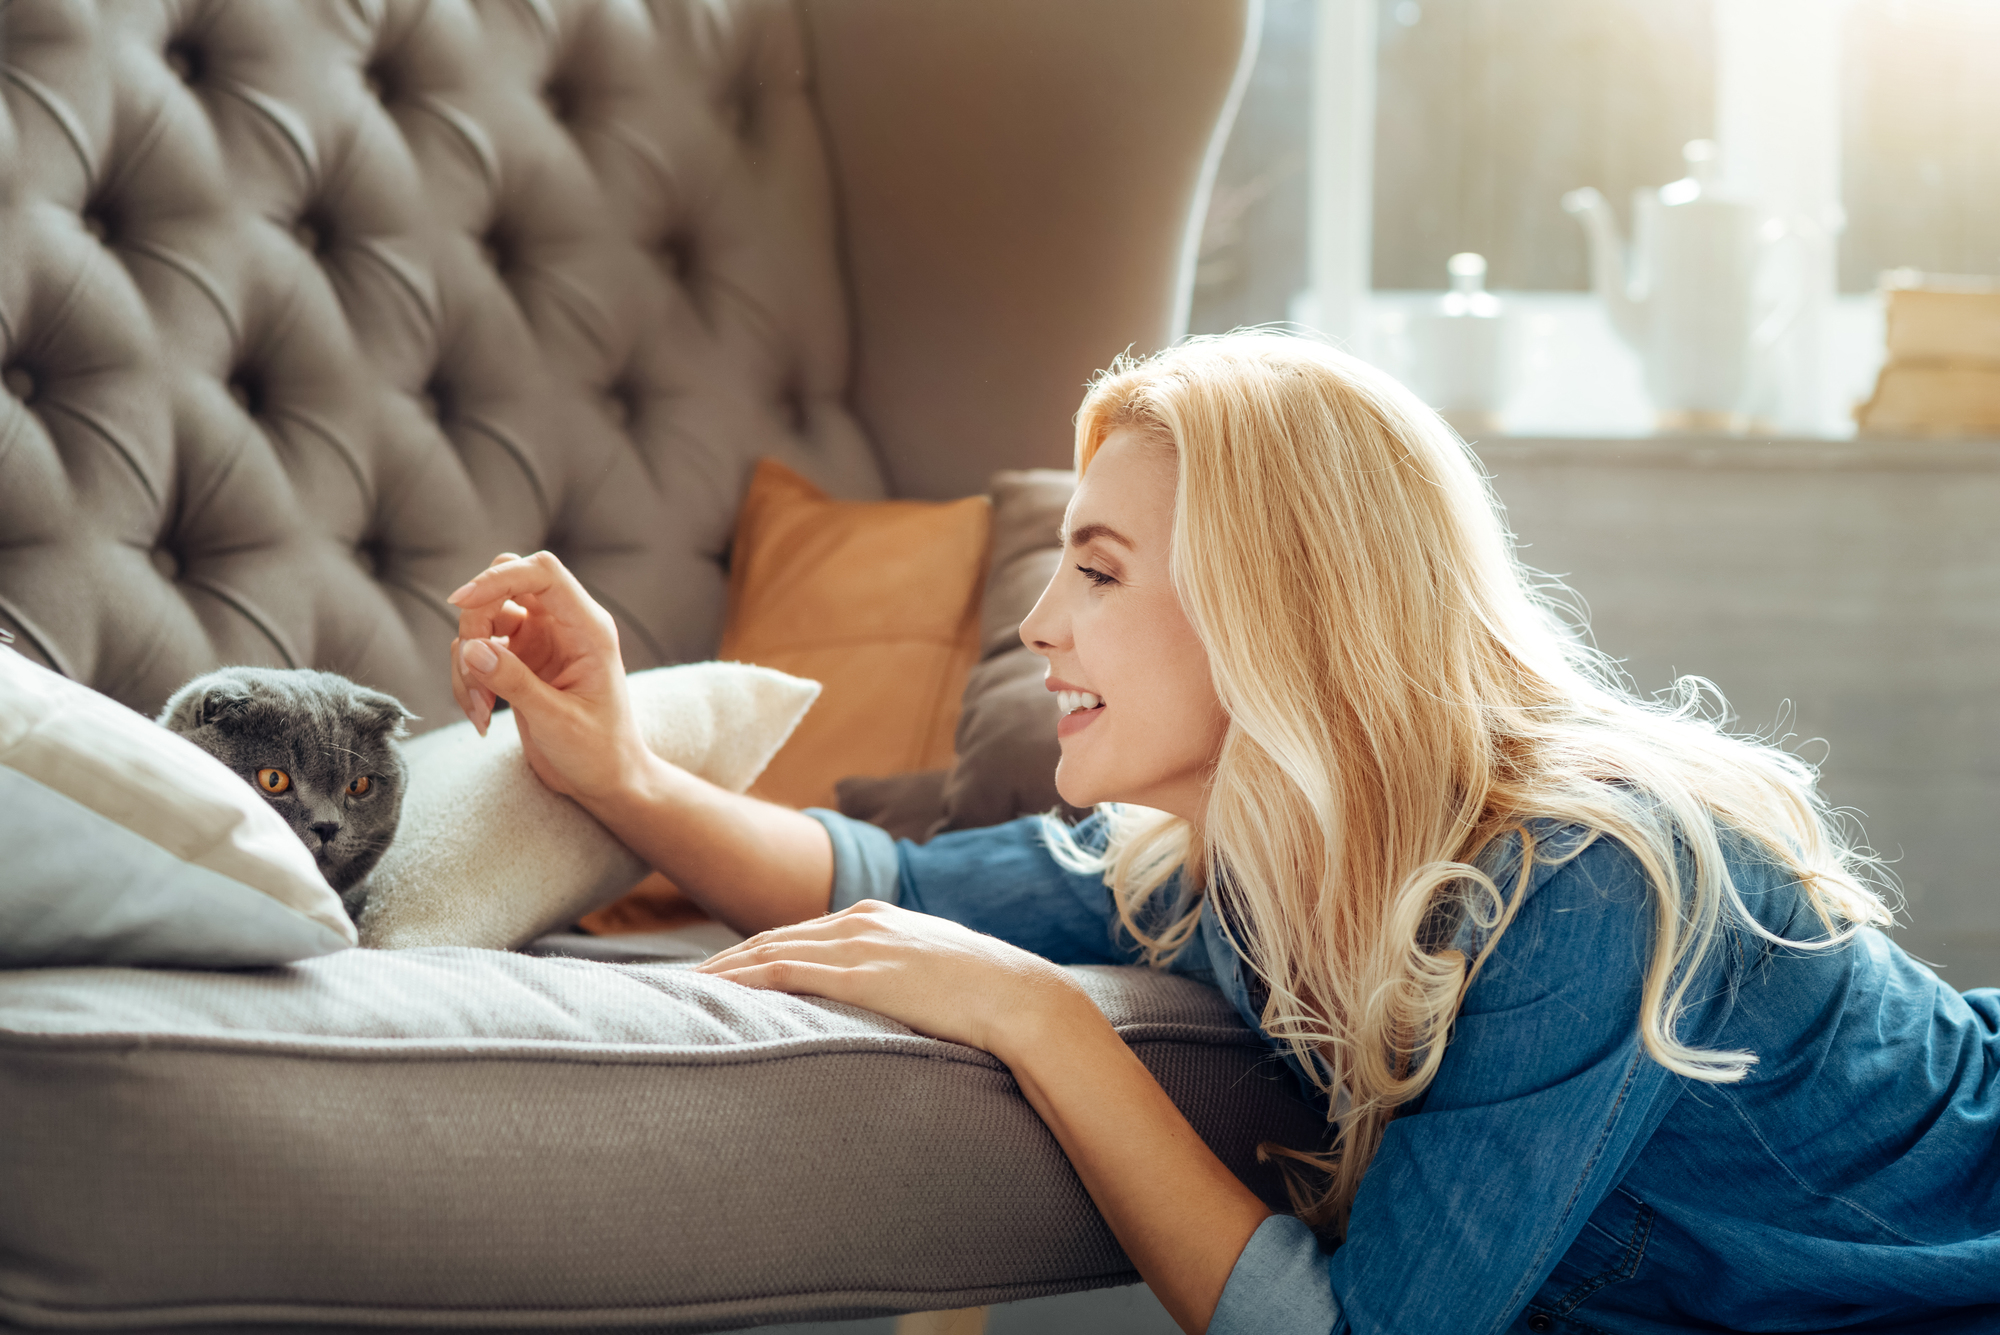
<box><xmin>581</xmin><ymin>751</ymin><xmax>836</xmax><ymax>936</ymax></box>
<box><xmin>995</xmin><ymin>994</ymin><xmax>1274</xmax><ymax>1335</ymax></box>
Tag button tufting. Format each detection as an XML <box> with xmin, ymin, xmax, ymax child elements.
<box><xmin>656</xmin><ymin>233</ymin><xmax>696</xmax><ymax>284</ymax></box>
<box><xmin>421</xmin><ymin>378</ymin><xmax>455</xmax><ymax>424</ymax></box>
<box><xmin>228</xmin><ymin>368</ymin><xmax>267</xmax><ymax>417</ymax></box>
<box><xmin>163</xmin><ymin>41</ymin><xmax>204</xmax><ymax>86</ymax></box>
<box><xmin>778</xmin><ymin>387</ymin><xmax>807</xmax><ymax>434</ymax></box>
<box><xmin>727</xmin><ymin>82</ymin><xmax>759</xmax><ymax>140</ymax></box>
<box><xmin>542</xmin><ymin>80</ymin><xmax>576</xmax><ymax>124</ymax></box>
<box><xmin>480</xmin><ymin>227</ymin><xmax>512</xmax><ymax>275</ymax></box>
<box><xmin>0</xmin><ymin>0</ymin><xmax>887</xmax><ymax>724</ymax></box>
<box><xmin>605</xmin><ymin>381</ymin><xmax>637</xmax><ymax>429</ymax></box>
<box><xmin>3</xmin><ymin>366</ymin><xmax>37</xmax><ymax>405</ymax></box>
<box><xmin>294</xmin><ymin>214</ymin><xmax>330</xmax><ymax>257</ymax></box>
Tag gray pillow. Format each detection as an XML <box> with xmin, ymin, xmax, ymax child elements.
<box><xmin>0</xmin><ymin>767</ymin><xmax>353</xmax><ymax>969</ymax></box>
<box><xmin>839</xmin><ymin>470</ymin><xmax>1088</xmax><ymax>842</ymax></box>
<box><xmin>832</xmin><ymin>767</ymin><xmax>951</xmax><ymax>843</ymax></box>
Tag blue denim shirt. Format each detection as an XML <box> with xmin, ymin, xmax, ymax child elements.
<box><xmin>805</xmin><ymin>808</ymin><xmax>2000</xmax><ymax>1335</ymax></box>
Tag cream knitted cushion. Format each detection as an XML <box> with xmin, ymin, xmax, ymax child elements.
<box><xmin>357</xmin><ymin>663</ymin><xmax>819</xmax><ymax>950</ymax></box>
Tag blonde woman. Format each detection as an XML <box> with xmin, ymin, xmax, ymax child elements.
<box><xmin>447</xmin><ymin>333</ymin><xmax>2000</xmax><ymax>1334</ymax></box>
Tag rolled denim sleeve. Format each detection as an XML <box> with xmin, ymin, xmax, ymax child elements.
<box><xmin>1211</xmin><ymin>1214</ymin><xmax>1348</xmax><ymax>1334</ymax></box>
<box><xmin>893</xmin><ymin>814</ymin><xmax>1145</xmax><ymax>965</ymax></box>
<box><xmin>801</xmin><ymin>808</ymin><xmax>1209</xmax><ymax>971</ymax></box>
<box><xmin>803</xmin><ymin>808</ymin><xmax>902</xmax><ymax>911</ymax></box>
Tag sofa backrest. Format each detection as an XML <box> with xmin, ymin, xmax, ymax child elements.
<box><xmin>0</xmin><ymin>0</ymin><xmax>1252</xmax><ymax>730</ymax></box>
<box><xmin>0</xmin><ymin>0</ymin><xmax>889</xmax><ymax>729</ymax></box>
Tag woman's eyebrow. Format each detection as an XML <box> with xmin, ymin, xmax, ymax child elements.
<box><xmin>1060</xmin><ymin>521</ymin><xmax>1136</xmax><ymax>551</ymax></box>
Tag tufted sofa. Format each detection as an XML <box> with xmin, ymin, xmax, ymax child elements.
<box><xmin>0</xmin><ymin>3</ymin><xmax>1325</xmax><ymax>1333</ymax></box>
<box><xmin>0</xmin><ymin>0</ymin><xmax>1252</xmax><ymax>719</ymax></box>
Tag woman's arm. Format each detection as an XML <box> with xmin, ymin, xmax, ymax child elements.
<box><xmin>998</xmin><ymin>991</ymin><xmax>1276</xmax><ymax>1334</ymax></box>
<box><xmin>694</xmin><ymin>897</ymin><xmax>1272</xmax><ymax>1335</ymax></box>
<box><xmin>583</xmin><ymin>751</ymin><xmax>835</xmax><ymax>937</ymax></box>
<box><xmin>446</xmin><ymin>551</ymin><xmax>835</xmax><ymax>936</ymax></box>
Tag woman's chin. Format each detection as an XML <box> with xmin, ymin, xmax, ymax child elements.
<box><xmin>1051</xmin><ymin>757</ymin><xmax>1102</xmax><ymax>812</ymax></box>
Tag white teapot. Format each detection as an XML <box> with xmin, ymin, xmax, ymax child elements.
<box><xmin>1564</xmin><ymin>141</ymin><xmax>1799</xmax><ymax>432</ymax></box>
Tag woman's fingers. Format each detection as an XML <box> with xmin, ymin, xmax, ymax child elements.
<box><xmin>699</xmin><ymin>957</ymin><xmax>863</xmax><ymax>1002</ymax></box>
<box><xmin>449</xmin><ymin>554</ymin><xmax>523</xmax><ymax>642</ymax></box>
<box><xmin>698</xmin><ymin>926</ymin><xmax>863</xmax><ymax>974</ymax></box>
<box><xmin>448</xmin><ymin>551</ymin><xmax>609</xmax><ymax>640</ymax></box>
<box><xmin>488</xmin><ymin>599</ymin><xmax>529</xmax><ymax>639</ymax></box>
<box><xmin>449</xmin><ymin>636</ymin><xmax>496</xmax><ymax>734</ymax></box>
<box><xmin>458</xmin><ymin>635</ymin><xmax>563</xmax><ymax>722</ymax></box>
<box><xmin>694</xmin><ymin>904</ymin><xmax>883</xmax><ymax>971</ymax></box>
<box><xmin>446</xmin><ymin>551</ymin><xmax>608</xmax><ymax>731</ymax></box>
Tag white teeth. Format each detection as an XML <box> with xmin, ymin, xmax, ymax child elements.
<box><xmin>1057</xmin><ymin>690</ymin><xmax>1104</xmax><ymax>715</ymax></box>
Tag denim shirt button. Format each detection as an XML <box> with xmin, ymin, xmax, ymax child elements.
<box><xmin>1527</xmin><ymin>1314</ymin><xmax>1554</xmax><ymax>1333</ymax></box>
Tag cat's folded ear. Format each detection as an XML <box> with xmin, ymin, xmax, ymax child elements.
<box><xmin>156</xmin><ymin>674</ymin><xmax>257</xmax><ymax>732</ymax></box>
<box><xmin>351</xmin><ymin>687</ymin><xmax>417</xmax><ymax>740</ymax></box>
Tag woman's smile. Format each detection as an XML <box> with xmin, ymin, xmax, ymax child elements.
<box><xmin>1050</xmin><ymin>680</ymin><xmax>1105</xmax><ymax>737</ymax></box>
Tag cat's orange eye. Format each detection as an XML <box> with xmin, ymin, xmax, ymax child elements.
<box><xmin>347</xmin><ymin>775</ymin><xmax>371</xmax><ymax>797</ymax></box>
<box><xmin>256</xmin><ymin>768</ymin><xmax>291</xmax><ymax>794</ymax></box>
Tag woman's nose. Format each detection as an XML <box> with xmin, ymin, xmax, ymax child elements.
<box><xmin>1019</xmin><ymin>576</ymin><xmax>1064</xmax><ymax>653</ymax></box>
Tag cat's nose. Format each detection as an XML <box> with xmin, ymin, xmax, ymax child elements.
<box><xmin>309</xmin><ymin>821</ymin><xmax>341</xmax><ymax>847</ymax></box>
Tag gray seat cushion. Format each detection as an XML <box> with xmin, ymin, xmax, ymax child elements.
<box><xmin>0</xmin><ymin>943</ymin><xmax>1322</xmax><ymax>1333</ymax></box>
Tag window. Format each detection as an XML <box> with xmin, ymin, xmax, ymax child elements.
<box><xmin>1190</xmin><ymin>0</ymin><xmax>2000</xmax><ymax>438</ymax></box>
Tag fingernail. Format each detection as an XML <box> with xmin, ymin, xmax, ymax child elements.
<box><xmin>447</xmin><ymin>581</ymin><xmax>478</xmax><ymax>605</ymax></box>
<box><xmin>462</xmin><ymin>639</ymin><xmax>499</xmax><ymax>674</ymax></box>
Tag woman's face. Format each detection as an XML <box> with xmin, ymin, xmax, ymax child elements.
<box><xmin>1019</xmin><ymin>427</ymin><xmax>1230</xmax><ymax>822</ymax></box>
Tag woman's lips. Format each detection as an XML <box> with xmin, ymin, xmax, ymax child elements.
<box><xmin>1057</xmin><ymin>703</ymin><xmax>1105</xmax><ymax>738</ymax></box>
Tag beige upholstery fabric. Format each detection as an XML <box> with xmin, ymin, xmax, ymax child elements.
<box><xmin>0</xmin><ymin>945</ymin><xmax>1324</xmax><ymax>1331</ymax></box>
<box><xmin>0</xmin><ymin>0</ymin><xmax>1253</xmax><ymax>725</ymax></box>
<box><xmin>805</xmin><ymin>0</ymin><xmax>1258</xmax><ymax>500</ymax></box>
<box><xmin>0</xmin><ymin>0</ymin><xmax>885</xmax><ymax>730</ymax></box>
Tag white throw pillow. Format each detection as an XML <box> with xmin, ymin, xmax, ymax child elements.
<box><xmin>0</xmin><ymin>646</ymin><xmax>356</xmax><ymax>962</ymax></box>
<box><xmin>356</xmin><ymin>662</ymin><xmax>819</xmax><ymax>951</ymax></box>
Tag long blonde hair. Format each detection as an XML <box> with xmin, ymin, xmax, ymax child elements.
<box><xmin>1046</xmin><ymin>333</ymin><xmax>1892</xmax><ymax>1236</ymax></box>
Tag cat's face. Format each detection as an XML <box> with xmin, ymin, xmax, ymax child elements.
<box><xmin>158</xmin><ymin>668</ymin><xmax>412</xmax><ymax>894</ymax></box>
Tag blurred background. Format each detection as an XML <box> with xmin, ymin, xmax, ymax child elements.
<box><xmin>1193</xmin><ymin>0</ymin><xmax>1998</xmax><ymax>434</ymax></box>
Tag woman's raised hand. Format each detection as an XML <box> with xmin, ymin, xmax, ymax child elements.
<box><xmin>447</xmin><ymin>550</ymin><xmax>649</xmax><ymax>803</ymax></box>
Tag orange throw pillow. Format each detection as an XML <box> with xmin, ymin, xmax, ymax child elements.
<box><xmin>725</xmin><ymin>458</ymin><xmax>990</xmax><ymax>809</ymax></box>
<box><xmin>579</xmin><ymin>459</ymin><xmax>990</xmax><ymax>935</ymax></box>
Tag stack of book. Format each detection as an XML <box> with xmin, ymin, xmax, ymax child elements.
<box><xmin>1856</xmin><ymin>273</ymin><xmax>2000</xmax><ymax>435</ymax></box>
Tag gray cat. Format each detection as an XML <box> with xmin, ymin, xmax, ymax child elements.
<box><xmin>159</xmin><ymin>667</ymin><xmax>413</xmax><ymax>919</ymax></box>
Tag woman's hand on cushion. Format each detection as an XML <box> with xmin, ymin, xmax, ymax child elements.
<box><xmin>691</xmin><ymin>899</ymin><xmax>1094</xmax><ymax>1060</ymax></box>
<box><xmin>447</xmin><ymin>551</ymin><xmax>651</xmax><ymax>803</ymax></box>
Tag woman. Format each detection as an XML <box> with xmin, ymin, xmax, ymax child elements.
<box><xmin>446</xmin><ymin>334</ymin><xmax>1999</xmax><ymax>1334</ymax></box>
